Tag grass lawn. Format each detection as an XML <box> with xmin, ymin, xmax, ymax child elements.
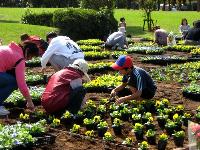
<box><xmin>0</xmin><ymin>8</ymin><xmax>200</xmax><ymax>44</ymax></box>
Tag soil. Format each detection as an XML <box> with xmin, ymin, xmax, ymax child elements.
<box><xmin>0</xmin><ymin>47</ymin><xmax>199</xmax><ymax>150</ymax></box>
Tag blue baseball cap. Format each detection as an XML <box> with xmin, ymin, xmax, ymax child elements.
<box><xmin>111</xmin><ymin>55</ymin><xmax>133</xmax><ymax>70</ymax></box>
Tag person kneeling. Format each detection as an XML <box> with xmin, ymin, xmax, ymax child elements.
<box><xmin>41</xmin><ymin>59</ymin><xmax>90</xmax><ymax>114</ymax></box>
<box><xmin>110</xmin><ymin>55</ymin><xmax>157</xmax><ymax>104</ymax></box>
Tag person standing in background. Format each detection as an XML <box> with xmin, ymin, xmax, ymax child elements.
<box><xmin>119</xmin><ymin>17</ymin><xmax>127</xmax><ymax>29</ymax></box>
<box><xmin>179</xmin><ymin>18</ymin><xmax>190</xmax><ymax>40</ymax></box>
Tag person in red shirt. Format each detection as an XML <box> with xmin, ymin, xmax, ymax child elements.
<box><xmin>41</xmin><ymin>59</ymin><xmax>90</xmax><ymax>114</ymax></box>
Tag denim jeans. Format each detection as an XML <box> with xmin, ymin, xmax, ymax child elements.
<box><xmin>0</xmin><ymin>72</ymin><xmax>17</xmax><ymax>105</ymax></box>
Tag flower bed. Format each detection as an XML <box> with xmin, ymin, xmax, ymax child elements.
<box><xmin>182</xmin><ymin>82</ymin><xmax>200</xmax><ymax>101</ymax></box>
<box><xmin>77</xmin><ymin>39</ymin><xmax>104</xmax><ymax>46</ymax></box>
<box><xmin>4</xmin><ymin>86</ymin><xmax>44</xmax><ymax>107</ymax></box>
<box><xmin>127</xmin><ymin>46</ymin><xmax>164</xmax><ymax>55</ymax></box>
<box><xmin>26</xmin><ymin>74</ymin><xmax>47</xmax><ymax>86</ymax></box>
<box><xmin>83</xmin><ymin>74</ymin><xmax>121</xmax><ymax>93</ymax></box>
<box><xmin>141</xmin><ymin>55</ymin><xmax>187</xmax><ymax>65</ymax></box>
<box><xmin>88</xmin><ymin>62</ymin><xmax>113</xmax><ymax>74</ymax></box>
<box><xmin>84</xmin><ymin>51</ymin><xmax>110</xmax><ymax>60</ymax></box>
<box><xmin>163</xmin><ymin>45</ymin><xmax>196</xmax><ymax>52</ymax></box>
<box><xmin>80</xmin><ymin>45</ymin><xmax>102</xmax><ymax>52</ymax></box>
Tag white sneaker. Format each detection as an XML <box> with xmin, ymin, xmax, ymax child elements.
<box><xmin>0</xmin><ymin>106</ymin><xmax>10</xmax><ymax>116</ymax></box>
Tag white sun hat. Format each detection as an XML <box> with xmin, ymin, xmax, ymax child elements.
<box><xmin>69</xmin><ymin>59</ymin><xmax>91</xmax><ymax>82</ymax></box>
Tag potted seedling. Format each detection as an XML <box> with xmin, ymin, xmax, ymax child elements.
<box><xmin>120</xmin><ymin>107</ymin><xmax>131</xmax><ymax>121</ymax></box>
<box><xmin>163</xmin><ymin>107</ymin><xmax>174</xmax><ymax>120</ymax></box>
<box><xmin>129</xmin><ymin>100</ymin><xmax>137</xmax><ymax>108</ymax></box>
<box><xmin>145</xmin><ymin>117</ymin><xmax>155</xmax><ymax>130</ymax></box>
<box><xmin>83</xmin><ymin>118</ymin><xmax>95</xmax><ymax>130</ymax></box>
<box><xmin>70</xmin><ymin>124</ymin><xmax>80</xmax><ymax>134</ymax></box>
<box><xmin>131</xmin><ymin>114</ymin><xmax>141</xmax><ymax>124</ymax></box>
<box><xmin>97</xmin><ymin>121</ymin><xmax>108</xmax><ymax>137</ymax></box>
<box><xmin>161</xmin><ymin>98</ymin><xmax>170</xmax><ymax>108</ymax></box>
<box><xmin>157</xmin><ymin>133</ymin><xmax>168</xmax><ymax>150</ymax></box>
<box><xmin>182</xmin><ymin>113</ymin><xmax>192</xmax><ymax>127</ymax></box>
<box><xmin>175</xmin><ymin>105</ymin><xmax>184</xmax><ymax>116</ymax></box>
<box><xmin>138</xmin><ymin>104</ymin><xmax>145</xmax><ymax>115</ymax></box>
<box><xmin>30</xmin><ymin>110</ymin><xmax>46</xmax><ymax>121</ymax></box>
<box><xmin>50</xmin><ymin>118</ymin><xmax>61</xmax><ymax>128</ymax></box>
<box><xmin>19</xmin><ymin>113</ymin><xmax>30</xmax><ymax>123</ymax></box>
<box><xmin>173</xmin><ymin>130</ymin><xmax>185</xmax><ymax>147</ymax></box>
<box><xmin>142</xmin><ymin>112</ymin><xmax>152</xmax><ymax>124</ymax></box>
<box><xmin>28</xmin><ymin>119</ymin><xmax>47</xmax><ymax>137</ymax></box>
<box><xmin>109</xmin><ymin>103</ymin><xmax>119</xmax><ymax>112</ymax></box>
<box><xmin>122</xmin><ymin>137</ymin><xmax>134</xmax><ymax>147</ymax></box>
<box><xmin>100</xmin><ymin>98</ymin><xmax>109</xmax><ymax>105</ymax></box>
<box><xmin>195</xmin><ymin>112</ymin><xmax>200</xmax><ymax>123</ymax></box>
<box><xmin>132</xmin><ymin>123</ymin><xmax>144</xmax><ymax>141</ymax></box>
<box><xmin>97</xmin><ymin>105</ymin><xmax>106</xmax><ymax>118</ymax></box>
<box><xmin>74</xmin><ymin>110</ymin><xmax>85</xmax><ymax>125</ymax></box>
<box><xmin>145</xmin><ymin>129</ymin><xmax>156</xmax><ymax>145</ymax></box>
<box><xmin>93</xmin><ymin>115</ymin><xmax>101</xmax><ymax>130</ymax></box>
<box><xmin>138</xmin><ymin>141</ymin><xmax>149</xmax><ymax>150</ymax></box>
<box><xmin>157</xmin><ymin>113</ymin><xmax>168</xmax><ymax>128</ymax></box>
<box><xmin>130</xmin><ymin>107</ymin><xmax>140</xmax><ymax>114</ymax></box>
<box><xmin>85</xmin><ymin>130</ymin><xmax>95</xmax><ymax>139</ymax></box>
<box><xmin>84</xmin><ymin>100</ymin><xmax>96</xmax><ymax>118</ymax></box>
<box><xmin>112</xmin><ymin>118</ymin><xmax>122</xmax><ymax>135</ymax></box>
<box><xmin>173</xmin><ymin>113</ymin><xmax>182</xmax><ymax>131</ymax></box>
<box><xmin>110</xmin><ymin>111</ymin><xmax>121</xmax><ymax>121</ymax></box>
<box><xmin>165</xmin><ymin>119</ymin><xmax>176</xmax><ymax>136</ymax></box>
<box><xmin>103</xmin><ymin>131</ymin><xmax>114</xmax><ymax>142</ymax></box>
<box><xmin>61</xmin><ymin>110</ymin><xmax>74</xmax><ymax>127</ymax></box>
<box><xmin>145</xmin><ymin>100</ymin><xmax>156</xmax><ymax>113</ymax></box>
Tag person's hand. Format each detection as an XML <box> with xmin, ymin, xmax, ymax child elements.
<box><xmin>110</xmin><ymin>89</ymin><xmax>117</xmax><ymax>98</ymax></box>
<box><xmin>115</xmin><ymin>98</ymin><xmax>124</xmax><ymax>105</ymax></box>
<box><xmin>26</xmin><ymin>101</ymin><xmax>35</xmax><ymax>111</ymax></box>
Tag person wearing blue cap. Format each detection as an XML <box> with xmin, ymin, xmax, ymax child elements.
<box><xmin>110</xmin><ymin>55</ymin><xmax>157</xmax><ymax>104</ymax></box>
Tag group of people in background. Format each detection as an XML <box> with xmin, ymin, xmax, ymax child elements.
<box><xmin>1</xmin><ymin>16</ymin><xmax>199</xmax><ymax>116</ymax></box>
<box><xmin>154</xmin><ymin>18</ymin><xmax>200</xmax><ymax>46</ymax></box>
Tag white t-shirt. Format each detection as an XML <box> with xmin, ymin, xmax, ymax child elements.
<box><xmin>41</xmin><ymin>36</ymin><xmax>84</xmax><ymax>68</ymax></box>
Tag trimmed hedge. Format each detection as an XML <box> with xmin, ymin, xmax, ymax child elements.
<box><xmin>21</xmin><ymin>9</ymin><xmax>53</xmax><ymax>27</ymax></box>
<box><xmin>53</xmin><ymin>8</ymin><xmax>117</xmax><ymax>40</ymax></box>
<box><xmin>22</xmin><ymin>8</ymin><xmax>118</xmax><ymax>41</ymax></box>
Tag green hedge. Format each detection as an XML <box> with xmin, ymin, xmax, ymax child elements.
<box><xmin>22</xmin><ymin>8</ymin><xmax>118</xmax><ymax>41</ymax></box>
<box><xmin>21</xmin><ymin>9</ymin><xmax>53</xmax><ymax>27</ymax></box>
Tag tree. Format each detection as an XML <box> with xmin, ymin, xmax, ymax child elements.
<box><xmin>140</xmin><ymin>0</ymin><xmax>157</xmax><ymax>31</ymax></box>
<box><xmin>162</xmin><ymin>0</ymin><xmax>166</xmax><ymax>11</ymax></box>
<box><xmin>80</xmin><ymin>0</ymin><xmax>115</xmax><ymax>10</ymax></box>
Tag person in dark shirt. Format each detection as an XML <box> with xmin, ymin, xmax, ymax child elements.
<box><xmin>185</xmin><ymin>20</ymin><xmax>200</xmax><ymax>45</ymax></box>
<box><xmin>110</xmin><ymin>55</ymin><xmax>157</xmax><ymax>104</ymax></box>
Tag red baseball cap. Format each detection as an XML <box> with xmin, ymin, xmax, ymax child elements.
<box><xmin>111</xmin><ymin>55</ymin><xmax>133</xmax><ymax>70</ymax></box>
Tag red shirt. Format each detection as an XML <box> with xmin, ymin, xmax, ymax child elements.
<box><xmin>41</xmin><ymin>67</ymin><xmax>83</xmax><ymax>113</ymax></box>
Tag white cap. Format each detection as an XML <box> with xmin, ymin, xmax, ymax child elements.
<box><xmin>69</xmin><ymin>59</ymin><xmax>91</xmax><ymax>82</ymax></box>
<box><xmin>118</xmin><ymin>27</ymin><xmax>126</xmax><ymax>33</ymax></box>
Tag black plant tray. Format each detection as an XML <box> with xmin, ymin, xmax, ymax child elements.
<box><xmin>85</xmin><ymin>87</ymin><xmax>114</xmax><ymax>93</ymax></box>
<box><xmin>34</xmin><ymin>133</ymin><xmax>56</xmax><ymax>146</ymax></box>
<box><xmin>182</xmin><ymin>91</ymin><xmax>200</xmax><ymax>101</ymax></box>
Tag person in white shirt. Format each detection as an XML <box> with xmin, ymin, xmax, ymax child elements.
<box><xmin>105</xmin><ymin>27</ymin><xmax>128</xmax><ymax>50</ymax></box>
<box><xmin>41</xmin><ymin>32</ymin><xmax>84</xmax><ymax>71</ymax></box>
<box><xmin>179</xmin><ymin>18</ymin><xmax>190</xmax><ymax>39</ymax></box>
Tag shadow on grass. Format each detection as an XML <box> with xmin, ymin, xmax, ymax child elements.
<box><xmin>0</xmin><ymin>20</ymin><xmax>19</xmax><ymax>23</ymax></box>
<box><xmin>127</xmin><ymin>26</ymin><xmax>153</xmax><ymax>37</ymax></box>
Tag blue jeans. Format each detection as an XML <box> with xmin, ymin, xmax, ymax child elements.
<box><xmin>0</xmin><ymin>72</ymin><xmax>18</xmax><ymax>105</ymax></box>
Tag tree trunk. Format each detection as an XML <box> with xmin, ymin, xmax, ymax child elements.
<box><xmin>168</xmin><ymin>0</ymin><xmax>171</xmax><ymax>11</ymax></box>
<box><xmin>172</xmin><ymin>0</ymin><xmax>176</xmax><ymax>6</ymax></box>
<box><xmin>157</xmin><ymin>0</ymin><xmax>160</xmax><ymax>11</ymax></box>
<box><xmin>162</xmin><ymin>0</ymin><xmax>166</xmax><ymax>11</ymax></box>
<box><xmin>198</xmin><ymin>0</ymin><xmax>200</xmax><ymax>12</ymax></box>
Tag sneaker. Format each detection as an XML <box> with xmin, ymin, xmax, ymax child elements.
<box><xmin>0</xmin><ymin>106</ymin><xmax>10</xmax><ymax>116</ymax></box>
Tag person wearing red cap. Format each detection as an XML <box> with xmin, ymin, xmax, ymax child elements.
<box><xmin>110</xmin><ymin>55</ymin><xmax>157</xmax><ymax>104</ymax></box>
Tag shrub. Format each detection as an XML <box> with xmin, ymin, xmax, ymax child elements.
<box><xmin>21</xmin><ymin>9</ymin><xmax>53</xmax><ymax>27</ymax></box>
<box><xmin>53</xmin><ymin>8</ymin><xmax>117</xmax><ymax>41</ymax></box>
